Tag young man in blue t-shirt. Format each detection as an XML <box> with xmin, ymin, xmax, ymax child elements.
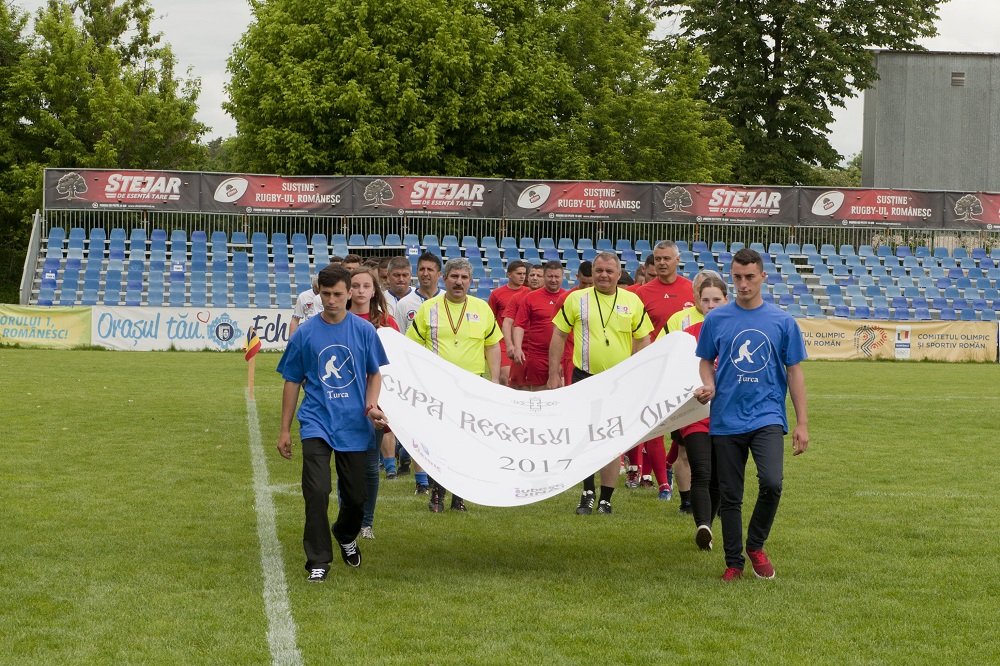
<box><xmin>693</xmin><ymin>248</ymin><xmax>809</xmax><ymax>582</ymax></box>
<box><xmin>276</xmin><ymin>264</ymin><xmax>389</xmax><ymax>582</ymax></box>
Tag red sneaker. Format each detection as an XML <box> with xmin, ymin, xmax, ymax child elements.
<box><xmin>721</xmin><ymin>567</ymin><xmax>743</xmax><ymax>582</ymax></box>
<box><xmin>746</xmin><ymin>549</ymin><xmax>775</xmax><ymax>579</ymax></box>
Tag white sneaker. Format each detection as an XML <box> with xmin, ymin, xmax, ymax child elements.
<box><xmin>360</xmin><ymin>526</ymin><xmax>375</xmax><ymax>540</ymax></box>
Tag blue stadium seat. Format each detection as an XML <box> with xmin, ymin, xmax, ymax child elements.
<box><xmin>617</xmin><ymin>239</ymin><xmax>633</xmax><ymax>252</ymax></box>
<box><xmin>892</xmin><ymin>308</ymin><xmax>911</xmax><ymax>320</ymax></box>
<box><xmin>500</xmin><ymin>237</ymin><xmax>517</xmax><ymax>250</ymax></box>
<box><xmin>960</xmin><ymin>308</ymin><xmax>977</xmax><ymax>321</ymax></box>
<box><xmin>872</xmin><ymin>306</ymin><xmax>890</xmax><ymax>320</ymax></box>
<box><xmin>596</xmin><ymin>239</ymin><xmax>614</xmax><ymax>252</ymax></box>
<box><xmin>939</xmin><ymin>308</ymin><xmax>957</xmax><ymax>321</ymax></box>
<box><xmin>806</xmin><ymin>304</ymin><xmax>825</xmax><ymax>318</ymax></box>
<box><xmin>852</xmin><ymin>305</ymin><xmax>871</xmax><ymax>320</ymax></box>
<box><xmin>636</xmin><ymin>240</ymin><xmax>652</xmax><ymax>254</ymax></box>
<box><xmin>981</xmin><ymin>309</ymin><xmax>998</xmax><ymax>322</ymax></box>
<box><xmin>833</xmin><ymin>305</ymin><xmax>850</xmax><ymax>318</ymax></box>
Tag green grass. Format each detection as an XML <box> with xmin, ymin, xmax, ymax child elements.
<box><xmin>1</xmin><ymin>351</ymin><xmax>998</xmax><ymax>665</ymax></box>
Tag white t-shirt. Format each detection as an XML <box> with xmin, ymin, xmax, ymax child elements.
<box><xmin>394</xmin><ymin>288</ymin><xmax>444</xmax><ymax>334</ymax></box>
<box><xmin>384</xmin><ymin>287</ymin><xmax>414</xmax><ymax>310</ymax></box>
<box><xmin>293</xmin><ymin>288</ymin><xmax>320</xmax><ymax>321</ymax></box>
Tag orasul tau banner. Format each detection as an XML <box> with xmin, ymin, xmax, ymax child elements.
<box><xmin>377</xmin><ymin>329</ymin><xmax>708</xmax><ymax>507</ymax></box>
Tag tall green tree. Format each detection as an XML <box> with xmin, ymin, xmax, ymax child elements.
<box><xmin>674</xmin><ymin>0</ymin><xmax>940</xmax><ymax>185</ymax></box>
<box><xmin>226</xmin><ymin>0</ymin><xmax>738</xmax><ymax>182</ymax></box>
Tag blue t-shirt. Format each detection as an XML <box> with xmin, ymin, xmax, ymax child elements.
<box><xmin>695</xmin><ymin>301</ymin><xmax>807</xmax><ymax>435</ymax></box>
<box><xmin>276</xmin><ymin>312</ymin><xmax>389</xmax><ymax>452</ymax></box>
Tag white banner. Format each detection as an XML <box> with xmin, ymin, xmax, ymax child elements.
<box><xmin>377</xmin><ymin>329</ymin><xmax>709</xmax><ymax>507</ymax></box>
<box><xmin>91</xmin><ymin>307</ymin><xmax>294</xmax><ymax>351</ymax></box>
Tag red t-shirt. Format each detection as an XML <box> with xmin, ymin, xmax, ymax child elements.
<box><xmin>680</xmin><ymin>321</ymin><xmax>709</xmax><ymax>438</ymax></box>
<box><xmin>356</xmin><ymin>310</ymin><xmax>400</xmax><ymax>331</ymax></box>
<box><xmin>514</xmin><ymin>288</ymin><xmax>568</xmax><ymax>359</ymax></box>
<box><xmin>503</xmin><ymin>288</ymin><xmax>531</xmax><ymax>322</ymax></box>
<box><xmin>636</xmin><ymin>276</ymin><xmax>694</xmax><ymax>338</ymax></box>
<box><xmin>488</xmin><ymin>284</ymin><xmax>528</xmax><ymax>353</ymax></box>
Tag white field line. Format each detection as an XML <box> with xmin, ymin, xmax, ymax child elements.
<box><xmin>245</xmin><ymin>389</ymin><xmax>304</xmax><ymax>666</ymax></box>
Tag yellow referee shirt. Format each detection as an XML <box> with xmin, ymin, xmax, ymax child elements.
<box><xmin>406</xmin><ymin>294</ymin><xmax>502</xmax><ymax>375</ymax></box>
<box><xmin>553</xmin><ymin>287</ymin><xmax>653</xmax><ymax>374</ymax></box>
<box><xmin>659</xmin><ymin>305</ymin><xmax>704</xmax><ymax>339</ymax></box>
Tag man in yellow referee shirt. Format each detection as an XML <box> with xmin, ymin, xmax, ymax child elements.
<box><xmin>406</xmin><ymin>257</ymin><xmax>502</xmax><ymax>512</ymax></box>
<box><xmin>547</xmin><ymin>252</ymin><xmax>654</xmax><ymax>515</ymax></box>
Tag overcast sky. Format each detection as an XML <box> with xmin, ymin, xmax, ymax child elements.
<box><xmin>13</xmin><ymin>0</ymin><xmax>1000</xmax><ymax>164</ymax></box>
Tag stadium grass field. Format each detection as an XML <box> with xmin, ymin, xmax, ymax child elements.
<box><xmin>2</xmin><ymin>348</ymin><xmax>999</xmax><ymax>665</ymax></box>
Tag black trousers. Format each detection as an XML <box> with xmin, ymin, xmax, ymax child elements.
<box><xmin>682</xmin><ymin>431</ymin><xmax>720</xmax><ymax>529</ymax></box>
<box><xmin>713</xmin><ymin>425</ymin><xmax>785</xmax><ymax>570</ymax></box>
<box><xmin>301</xmin><ymin>438</ymin><xmax>367</xmax><ymax>569</ymax></box>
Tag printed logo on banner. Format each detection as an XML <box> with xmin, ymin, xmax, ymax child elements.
<box><xmin>853</xmin><ymin>325</ymin><xmax>887</xmax><ymax>357</ymax></box>
<box><xmin>729</xmin><ymin>329</ymin><xmax>772</xmax><ymax>374</ymax></box>
<box><xmin>318</xmin><ymin>344</ymin><xmax>357</xmax><ymax>391</ymax></box>
<box><xmin>363</xmin><ymin>179</ymin><xmax>394</xmax><ymax>207</ymax></box>
<box><xmin>214</xmin><ymin>177</ymin><xmax>249</xmax><ymax>203</ymax></box>
<box><xmin>512</xmin><ymin>398</ymin><xmax>560</xmax><ymax>413</ymax></box>
<box><xmin>953</xmin><ymin>194</ymin><xmax>983</xmax><ymax>223</ymax></box>
<box><xmin>516</xmin><ymin>184</ymin><xmax>551</xmax><ymax>208</ymax></box>
<box><xmin>894</xmin><ymin>326</ymin><xmax>912</xmax><ymax>360</ymax></box>
<box><xmin>56</xmin><ymin>172</ymin><xmax>89</xmax><ymax>200</ymax></box>
<box><xmin>208</xmin><ymin>314</ymin><xmax>243</xmax><ymax>350</ymax></box>
<box><xmin>662</xmin><ymin>186</ymin><xmax>693</xmax><ymax>212</ymax></box>
<box><xmin>811</xmin><ymin>190</ymin><xmax>846</xmax><ymax>216</ymax></box>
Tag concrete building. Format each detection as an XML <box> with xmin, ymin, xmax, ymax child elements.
<box><xmin>862</xmin><ymin>50</ymin><xmax>1000</xmax><ymax>192</ymax></box>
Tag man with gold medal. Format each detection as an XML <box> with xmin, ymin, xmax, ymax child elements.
<box><xmin>406</xmin><ymin>257</ymin><xmax>503</xmax><ymax>513</ymax></box>
<box><xmin>547</xmin><ymin>251</ymin><xmax>654</xmax><ymax>515</ymax></box>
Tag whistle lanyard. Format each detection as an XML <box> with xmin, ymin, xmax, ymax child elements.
<box><xmin>593</xmin><ymin>290</ymin><xmax>618</xmax><ymax>347</ymax></box>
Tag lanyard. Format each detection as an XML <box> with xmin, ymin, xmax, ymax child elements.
<box><xmin>593</xmin><ymin>289</ymin><xmax>618</xmax><ymax>347</ymax></box>
<box><xmin>443</xmin><ymin>298</ymin><xmax>469</xmax><ymax>346</ymax></box>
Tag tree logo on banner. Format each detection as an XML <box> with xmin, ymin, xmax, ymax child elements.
<box><xmin>853</xmin><ymin>325</ymin><xmax>887</xmax><ymax>357</ymax></box>
<box><xmin>954</xmin><ymin>194</ymin><xmax>983</xmax><ymax>222</ymax></box>
<box><xmin>56</xmin><ymin>172</ymin><xmax>88</xmax><ymax>200</ymax></box>
<box><xmin>662</xmin><ymin>186</ymin><xmax>692</xmax><ymax>212</ymax></box>
<box><xmin>364</xmin><ymin>179</ymin><xmax>394</xmax><ymax>207</ymax></box>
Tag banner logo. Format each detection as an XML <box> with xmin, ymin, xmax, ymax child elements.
<box><xmin>214</xmin><ymin>177</ymin><xmax>249</xmax><ymax>203</ymax></box>
<box><xmin>56</xmin><ymin>172</ymin><xmax>89</xmax><ymax>200</ymax></box>
<box><xmin>894</xmin><ymin>326</ymin><xmax>912</xmax><ymax>360</ymax></box>
<box><xmin>661</xmin><ymin>186</ymin><xmax>693</xmax><ymax>212</ymax></box>
<box><xmin>954</xmin><ymin>193</ymin><xmax>983</xmax><ymax>222</ymax></box>
<box><xmin>812</xmin><ymin>190</ymin><xmax>845</xmax><ymax>216</ymax></box>
<box><xmin>209</xmin><ymin>314</ymin><xmax>242</xmax><ymax>350</ymax></box>
<box><xmin>853</xmin><ymin>325</ymin><xmax>887</xmax><ymax>357</ymax></box>
<box><xmin>516</xmin><ymin>184</ymin><xmax>551</xmax><ymax>208</ymax></box>
<box><xmin>363</xmin><ymin>179</ymin><xmax>394</xmax><ymax>207</ymax></box>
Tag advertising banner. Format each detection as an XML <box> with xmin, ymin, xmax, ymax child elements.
<box><xmin>503</xmin><ymin>181</ymin><xmax>653</xmax><ymax>220</ymax></box>
<box><xmin>90</xmin><ymin>307</ymin><xmax>294</xmax><ymax>351</ymax></box>
<box><xmin>0</xmin><ymin>305</ymin><xmax>92</xmax><ymax>349</ymax></box>
<box><xmin>352</xmin><ymin>176</ymin><xmax>504</xmax><ymax>218</ymax></box>
<box><xmin>798</xmin><ymin>188</ymin><xmax>944</xmax><ymax>229</ymax></box>
<box><xmin>44</xmin><ymin>169</ymin><xmax>200</xmax><ymax>212</ymax></box>
<box><xmin>377</xmin><ymin>329</ymin><xmax>708</xmax><ymax>507</ymax></box>
<box><xmin>798</xmin><ymin>318</ymin><xmax>997</xmax><ymax>362</ymax></box>
<box><xmin>200</xmin><ymin>173</ymin><xmax>353</xmax><ymax>215</ymax></box>
<box><xmin>652</xmin><ymin>184</ymin><xmax>797</xmax><ymax>225</ymax></box>
<box><xmin>941</xmin><ymin>192</ymin><xmax>1000</xmax><ymax>230</ymax></box>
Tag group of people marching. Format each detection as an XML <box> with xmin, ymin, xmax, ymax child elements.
<box><xmin>275</xmin><ymin>242</ymin><xmax>809</xmax><ymax>584</ymax></box>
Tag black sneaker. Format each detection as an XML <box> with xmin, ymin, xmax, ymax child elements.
<box><xmin>385</xmin><ymin>471</ymin><xmax>397</xmax><ymax>480</ymax></box>
<box><xmin>307</xmin><ymin>567</ymin><xmax>328</xmax><ymax>582</ymax></box>
<box><xmin>399</xmin><ymin>461</ymin><xmax>412</xmax><ymax>475</ymax></box>
<box><xmin>415</xmin><ymin>483</ymin><xmax>429</xmax><ymax>495</ymax></box>
<box><xmin>597</xmin><ymin>500</ymin><xmax>613</xmax><ymax>514</ymax></box>
<box><xmin>339</xmin><ymin>540</ymin><xmax>361</xmax><ymax>567</ymax></box>
<box><xmin>679</xmin><ymin>501</ymin><xmax>693</xmax><ymax>515</ymax></box>
<box><xmin>695</xmin><ymin>525</ymin><xmax>713</xmax><ymax>551</ymax></box>
<box><xmin>576</xmin><ymin>491</ymin><xmax>595</xmax><ymax>515</ymax></box>
<box><xmin>451</xmin><ymin>497</ymin><xmax>467</xmax><ymax>512</ymax></box>
<box><xmin>429</xmin><ymin>487</ymin><xmax>443</xmax><ymax>513</ymax></box>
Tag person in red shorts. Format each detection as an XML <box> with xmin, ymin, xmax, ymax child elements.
<box><xmin>679</xmin><ymin>273</ymin><xmax>728</xmax><ymax>551</ymax></box>
<box><xmin>622</xmin><ymin>241</ymin><xmax>693</xmax><ymax>499</ymax></box>
<box><xmin>509</xmin><ymin>261</ymin><xmax>568</xmax><ymax>390</ymax></box>
<box><xmin>501</xmin><ymin>264</ymin><xmax>543</xmax><ymax>379</ymax></box>
<box><xmin>488</xmin><ymin>259</ymin><xmax>528</xmax><ymax>386</ymax></box>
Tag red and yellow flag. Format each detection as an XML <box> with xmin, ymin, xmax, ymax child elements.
<box><xmin>243</xmin><ymin>327</ymin><xmax>261</xmax><ymax>361</ymax></box>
